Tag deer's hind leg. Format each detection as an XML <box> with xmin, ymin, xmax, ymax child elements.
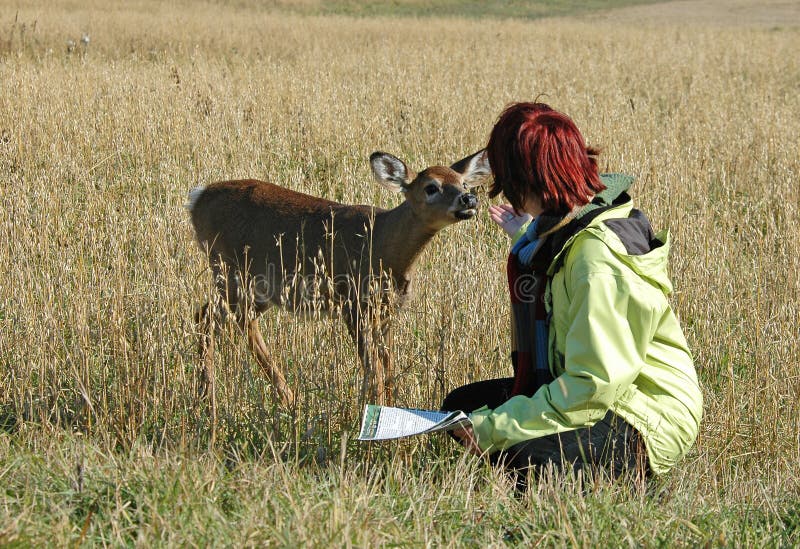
<box><xmin>196</xmin><ymin>260</ymin><xmax>240</xmax><ymax>421</ymax></box>
<box><xmin>224</xmin><ymin>266</ymin><xmax>295</xmax><ymax>409</ymax></box>
<box><xmin>195</xmin><ymin>301</ymin><xmax>216</xmax><ymax>400</ymax></box>
<box><xmin>240</xmin><ymin>314</ymin><xmax>295</xmax><ymax>408</ymax></box>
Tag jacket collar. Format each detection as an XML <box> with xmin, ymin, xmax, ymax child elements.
<box><xmin>517</xmin><ymin>174</ymin><xmax>635</xmax><ymax>274</ymax></box>
<box><xmin>542</xmin><ymin>173</ymin><xmax>635</xmax><ymax>276</ymax></box>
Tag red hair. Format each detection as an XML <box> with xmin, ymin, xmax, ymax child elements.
<box><xmin>487</xmin><ymin>102</ymin><xmax>605</xmax><ymax>215</ymax></box>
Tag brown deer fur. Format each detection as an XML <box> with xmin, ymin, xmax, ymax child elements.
<box><xmin>188</xmin><ymin>150</ymin><xmax>489</xmax><ymax>413</ymax></box>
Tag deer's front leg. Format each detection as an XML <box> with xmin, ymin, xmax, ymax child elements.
<box><xmin>378</xmin><ymin>319</ymin><xmax>394</xmax><ymax>406</ymax></box>
<box><xmin>345</xmin><ymin>304</ymin><xmax>385</xmax><ymax>405</ymax></box>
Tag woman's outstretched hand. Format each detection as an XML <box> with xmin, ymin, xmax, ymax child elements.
<box><xmin>488</xmin><ymin>204</ymin><xmax>532</xmax><ymax>238</ymax></box>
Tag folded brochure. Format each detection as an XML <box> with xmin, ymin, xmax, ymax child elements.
<box><xmin>358</xmin><ymin>404</ymin><xmax>471</xmax><ymax>441</ymax></box>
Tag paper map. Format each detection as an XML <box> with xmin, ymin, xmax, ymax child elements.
<box><xmin>358</xmin><ymin>405</ymin><xmax>471</xmax><ymax>441</ymax></box>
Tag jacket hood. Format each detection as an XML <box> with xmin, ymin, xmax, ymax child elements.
<box><xmin>547</xmin><ymin>174</ymin><xmax>674</xmax><ymax>295</ymax></box>
<box><xmin>597</xmin><ymin>211</ymin><xmax>674</xmax><ymax>295</ymax></box>
<box><xmin>581</xmin><ymin>173</ymin><xmax>635</xmax><ymax>216</ymax></box>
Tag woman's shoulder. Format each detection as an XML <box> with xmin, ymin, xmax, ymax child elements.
<box><xmin>559</xmin><ymin>215</ymin><xmax>674</xmax><ymax>296</ymax></box>
<box><xmin>560</xmin><ymin>230</ymin><xmax>623</xmax><ymax>278</ymax></box>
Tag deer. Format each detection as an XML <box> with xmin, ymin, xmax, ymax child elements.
<box><xmin>186</xmin><ymin>149</ymin><xmax>489</xmax><ymax>417</ymax></box>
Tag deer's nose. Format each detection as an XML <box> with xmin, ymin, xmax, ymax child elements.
<box><xmin>460</xmin><ymin>193</ymin><xmax>478</xmax><ymax>209</ymax></box>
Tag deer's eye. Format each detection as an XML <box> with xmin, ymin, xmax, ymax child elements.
<box><xmin>424</xmin><ymin>184</ymin><xmax>440</xmax><ymax>196</ymax></box>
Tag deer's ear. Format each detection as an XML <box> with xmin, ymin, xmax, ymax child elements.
<box><xmin>451</xmin><ymin>149</ymin><xmax>491</xmax><ymax>189</ymax></box>
<box><xmin>370</xmin><ymin>152</ymin><xmax>414</xmax><ymax>193</ymax></box>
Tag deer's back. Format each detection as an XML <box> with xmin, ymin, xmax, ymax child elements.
<box><xmin>191</xmin><ymin>179</ymin><xmax>384</xmax><ymax>285</ymax></box>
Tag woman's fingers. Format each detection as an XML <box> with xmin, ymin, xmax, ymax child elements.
<box><xmin>488</xmin><ymin>208</ymin><xmax>506</xmax><ymax>225</ymax></box>
<box><xmin>489</xmin><ymin>204</ymin><xmax>517</xmax><ymax>225</ymax></box>
<box><xmin>497</xmin><ymin>203</ymin><xmax>516</xmax><ymax>213</ymax></box>
<box><xmin>489</xmin><ymin>204</ymin><xmax>532</xmax><ymax>237</ymax></box>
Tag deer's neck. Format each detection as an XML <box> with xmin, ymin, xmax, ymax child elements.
<box><xmin>372</xmin><ymin>202</ymin><xmax>437</xmax><ymax>279</ymax></box>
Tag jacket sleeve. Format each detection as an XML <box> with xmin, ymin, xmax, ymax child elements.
<box><xmin>470</xmin><ymin>262</ymin><xmax>656</xmax><ymax>452</ymax></box>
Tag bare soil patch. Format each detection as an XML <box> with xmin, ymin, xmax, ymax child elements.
<box><xmin>590</xmin><ymin>0</ymin><xmax>800</xmax><ymax>27</ymax></box>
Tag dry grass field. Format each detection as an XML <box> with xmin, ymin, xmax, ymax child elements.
<box><xmin>1</xmin><ymin>0</ymin><xmax>799</xmax><ymax>545</ymax></box>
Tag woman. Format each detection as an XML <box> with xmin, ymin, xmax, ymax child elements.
<box><xmin>444</xmin><ymin>102</ymin><xmax>703</xmax><ymax>489</ymax></box>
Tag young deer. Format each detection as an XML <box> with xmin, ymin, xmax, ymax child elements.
<box><xmin>187</xmin><ymin>150</ymin><xmax>489</xmax><ymax>412</ymax></box>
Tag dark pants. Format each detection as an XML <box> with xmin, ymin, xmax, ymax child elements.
<box><xmin>442</xmin><ymin>378</ymin><xmax>650</xmax><ymax>491</ymax></box>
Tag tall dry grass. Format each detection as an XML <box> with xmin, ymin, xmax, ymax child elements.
<box><xmin>1</xmin><ymin>1</ymin><xmax>799</xmax><ymax>545</ymax></box>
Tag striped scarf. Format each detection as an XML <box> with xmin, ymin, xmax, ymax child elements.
<box><xmin>507</xmin><ymin>215</ymin><xmax>569</xmax><ymax>396</ymax></box>
<box><xmin>505</xmin><ymin>174</ymin><xmax>635</xmax><ymax>397</ymax></box>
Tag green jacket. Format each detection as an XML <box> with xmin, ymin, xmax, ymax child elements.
<box><xmin>470</xmin><ymin>179</ymin><xmax>703</xmax><ymax>475</ymax></box>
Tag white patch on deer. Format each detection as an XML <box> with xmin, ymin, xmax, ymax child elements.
<box><xmin>185</xmin><ymin>186</ymin><xmax>205</xmax><ymax>212</ymax></box>
<box><xmin>447</xmin><ymin>193</ymin><xmax>477</xmax><ymax>219</ymax></box>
